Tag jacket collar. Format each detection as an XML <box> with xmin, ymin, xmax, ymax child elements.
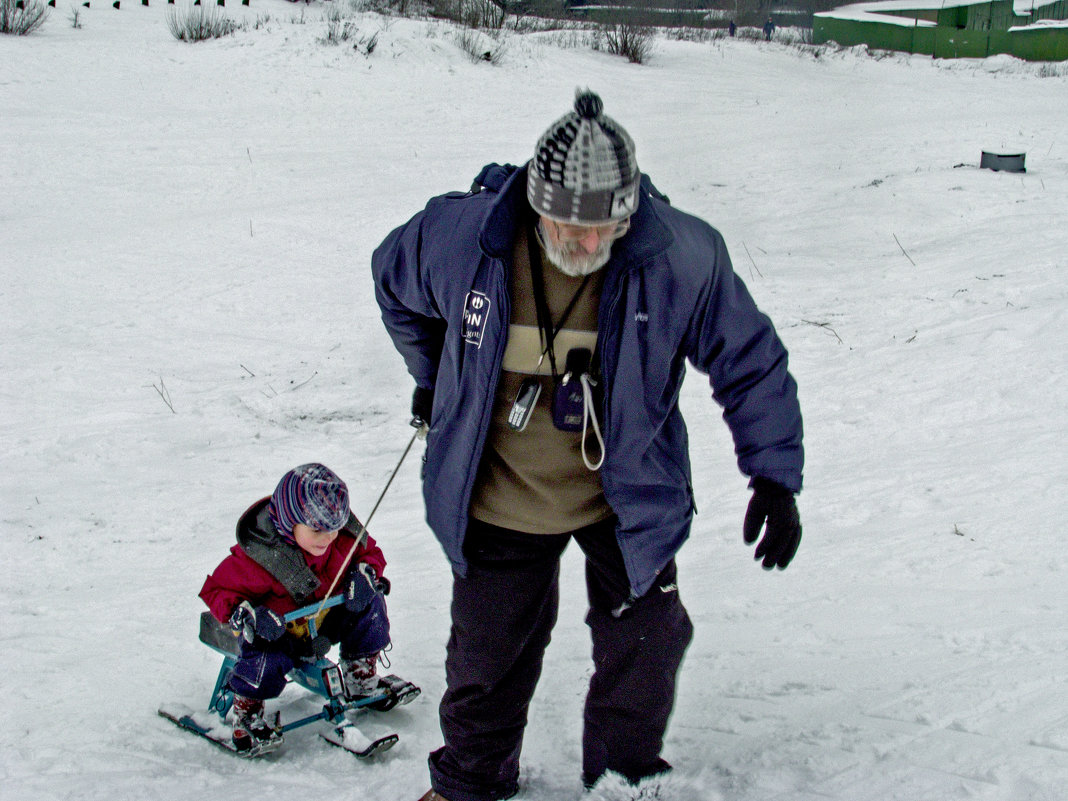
<box><xmin>478</xmin><ymin>164</ymin><xmax>530</xmax><ymax>259</ymax></box>
<box><xmin>617</xmin><ymin>175</ymin><xmax>675</xmax><ymax>269</ymax></box>
<box><xmin>478</xmin><ymin>164</ymin><xmax>674</xmax><ymax>268</ymax></box>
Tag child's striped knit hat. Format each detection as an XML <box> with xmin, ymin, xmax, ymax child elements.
<box><xmin>526</xmin><ymin>89</ymin><xmax>640</xmax><ymax>225</ymax></box>
<box><xmin>268</xmin><ymin>463</ymin><xmax>350</xmax><ymax>540</ymax></box>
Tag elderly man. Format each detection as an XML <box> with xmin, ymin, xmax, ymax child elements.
<box><xmin>372</xmin><ymin>90</ymin><xmax>804</xmax><ymax>801</ymax></box>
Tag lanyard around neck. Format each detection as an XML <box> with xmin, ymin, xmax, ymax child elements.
<box><xmin>526</xmin><ymin>219</ymin><xmax>590</xmax><ymax>379</ymax></box>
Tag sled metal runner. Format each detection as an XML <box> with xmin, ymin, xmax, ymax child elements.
<box><xmin>159</xmin><ymin>594</ymin><xmax>418</xmax><ymax>759</ymax></box>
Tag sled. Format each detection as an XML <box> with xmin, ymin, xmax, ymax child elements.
<box><xmin>159</xmin><ymin>594</ymin><xmax>419</xmax><ymax>759</ymax></box>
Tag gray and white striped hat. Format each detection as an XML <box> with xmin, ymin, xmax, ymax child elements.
<box><xmin>526</xmin><ymin>90</ymin><xmax>639</xmax><ymax>226</ymax></box>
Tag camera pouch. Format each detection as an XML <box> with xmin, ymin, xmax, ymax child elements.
<box><xmin>552</xmin><ymin>348</ymin><xmax>592</xmax><ymax>432</ymax></box>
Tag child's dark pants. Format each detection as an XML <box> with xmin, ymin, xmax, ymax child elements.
<box><xmin>228</xmin><ymin>594</ymin><xmax>390</xmax><ymax>700</ymax></box>
<box><xmin>429</xmin><ymin>517</ymin><xmax>693</xmax><ymax>801</ymax></box>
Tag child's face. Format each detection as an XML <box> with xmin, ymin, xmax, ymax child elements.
<box><xmin>292</xmin><ymin>523</ymin><xmax>339</xmax><ymax>556</ymax></box>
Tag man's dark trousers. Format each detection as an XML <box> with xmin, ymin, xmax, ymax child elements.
<box><xmin>428</xmin><ymin>517</ymin><xmax>693</xmax><ymax>801</ymax></box>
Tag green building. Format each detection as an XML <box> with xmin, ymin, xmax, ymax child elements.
<box><xmin>813</xmin><ymin>0</ymin><xmax>1068</xmax><ymax>60</ymax></box>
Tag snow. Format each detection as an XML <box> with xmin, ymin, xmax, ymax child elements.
<box><xmin>813</xmin><ymin>2</ymin><xmax>939</xmax><ymax>26</ymax></box>
<box><xmin>817</xmin><ymin>0</ymin><xmax>1065</xmax><ymax>24</ymax></box>
<box><xmin>2</xmin><ymin>4</ymin><xmax>1067</xmax><ymax>800</ymax></box>
<box><xmin>1013</xmin><ymin>19</ymin><xmax>1068</xmax><ymax>28</ymax></box>
<box><xmin>1014</xmin><ymin>0</ymin><xmax>1064</xmax><ymax>13</ymax></box>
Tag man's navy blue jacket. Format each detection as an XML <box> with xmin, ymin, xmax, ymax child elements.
<box><xmin>372</xmin><ymin>163</ymin><xmax>803</xmax><ymax>597</ymax></box>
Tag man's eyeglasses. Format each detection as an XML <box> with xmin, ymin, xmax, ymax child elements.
<box><xmin>549</xmin><ymin>217</ymin><xmax>630</xmax><ymax>244</ymax></box>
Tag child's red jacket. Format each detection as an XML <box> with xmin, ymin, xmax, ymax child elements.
<box><xmin>199</xmin><ymin>497</ymin><xmax>387</xmax><ymax>624</ymax></box>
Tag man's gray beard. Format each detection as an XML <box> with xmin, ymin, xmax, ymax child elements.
<box><xmin>538</xmin><ymin>220</ymin><xmax>613</xmax><ymax>277</ymax></box>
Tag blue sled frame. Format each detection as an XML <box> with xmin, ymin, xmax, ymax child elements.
<box><xmin>200</xmin><ymin>594</ymin><xmax>405</xmax><ymax>729</ymax></box>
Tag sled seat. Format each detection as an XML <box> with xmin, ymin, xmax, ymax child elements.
<box><xmin>200</xmin><ymin>611</ymin><xmax>243</xmax><ymax>657</ymax></box>
<box><xmin>199</xmin><ymin>596</ymin><xmax>345</xmax><ymax>659</ymax></box>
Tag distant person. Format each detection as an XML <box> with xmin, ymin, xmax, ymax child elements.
<box><xmin>764</xmin><ymin>16</ymin><xmax>775</xmax><ymax>40</ymax></box>
<box><xmin>199</xmin><ymin>463</ymin><xmax>398</xmax><ymax>752</ymax></box>
<box><xmin>729</xmin><ymin>19</ymin><xmax>736</xmax><ymax>37</ymax></box>
<box><xmin>373</xmin><ymin>90</ymin><xmax>804</xmax><ymax>800</ymax></box>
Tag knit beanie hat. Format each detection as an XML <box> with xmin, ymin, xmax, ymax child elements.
<box><xmin>527</xmin><ymin>89</ymin><xmax>640</xmax><ymax>226</ymax></box>
<box><xmin>268</xmin><ymin>463</ymin><xmax>350</xmax><ymax>540</ymax></box>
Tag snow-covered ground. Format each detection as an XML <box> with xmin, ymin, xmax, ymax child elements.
<box><xmin>2</xmin><ymin>4</ymin><xmax>1066</xmax><ymax>799</ymax></box>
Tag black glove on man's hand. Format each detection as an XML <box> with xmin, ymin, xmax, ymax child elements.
<box><xmin>743</xmin><ymin>478</ymin><xmax>802</xmax><ymax>570</ymax></box>
<box><xmin>230</xmin><ymin>601</ymin><xmax>286</xmax><ymax>643</ymax></box>
<box><xmin>345</xmin><ymin>562</ymin><xmax>382</xmax><ymax>613</ymax></box>
<box><xmin>411</xmin><ymin>385</ymin><xmax>434</xmax><ymax>432</ymax></box>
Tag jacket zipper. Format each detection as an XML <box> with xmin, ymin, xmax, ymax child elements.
<box><xmin>595</xmin><ymin>263</ymin><xmax>627</xmax><ymax>491</ymax></box>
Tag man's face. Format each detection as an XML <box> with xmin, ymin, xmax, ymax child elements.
<box><xmin>537</xmin><ymin>216</ymin><xmax>630</xmax><ymax>277</ymax></box>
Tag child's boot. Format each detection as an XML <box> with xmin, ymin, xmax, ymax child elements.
<box><xmin>341</xmin><ymin>653</ymin><xmax>421</xmax><ymax>711</ymax></box>
<box><xmin>340</xmin><ymin>653</ymin><xmax>381</xmax><ymax>700</ymax></box>
<box><xmin>231</xmin><ymin>694</ymin><xmax>283</xmax><ymax>753</ymax></box>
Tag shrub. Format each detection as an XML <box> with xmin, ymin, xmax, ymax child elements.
<box><xmin>542</xmin><ymin>27</ymin><xmax>598</xmax><ymax>50</ymax></box>
<box><xmin>433</xmin><ymin>0</ymin><xmax>505</xmax><ymax>29</ymax></box>
<box><xmin>346</xmin><ymin>0</ymin><xmax>413</xmax><ymax>12</ymax></box>
<box><xmin>734</xmin><ymin>25</ymin><xmax>764</xmax><ymax>41</ymax></box>
<box><xmin>321</xmin><ymin>7</ymin><xmax>379</xmax><ymax>53</ymax></box>
<box><xmin>454</xmin><ymin>26</ymin><xmax>506</xmax><ymax>63</ymax></box>
<box><xmin>167</xmin><ymin>3</ymin><xmax>240</xmax><ymax>41</ymax></box>
<box><xmin>322</xmin><ymin>7</ymin><xmax>357</xmax><ymax>44</ymax></box>
<box><xmin>359</xmin><ymin>30</ymin><xmax>378</xmax><ymax>54</ymax></box>
<box><xmin>1</xmin><ymin>0</ymin><xmax>49</xmax><ymax>35</ymax></box>
<box><xmin>602</xmin><ymin>22</ymin><xmax>652</xmax><ymax>63</ymax></box>
<box><xmin>664</xmin><ymin>25</ymin><xmax>723</xmax><ymax>43</ymax></box>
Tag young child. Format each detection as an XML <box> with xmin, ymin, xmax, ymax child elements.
<box><xmin>200</xmin><ymin>463</ymin><xmax>392</xmax><ymax>752</ymax></box>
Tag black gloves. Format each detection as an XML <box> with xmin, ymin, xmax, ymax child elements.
<box><xmin>230</xmin><ymin>602</ymin><xmax>286</xmax><ymax>644</ymax></box>
<box><xmin>345</xmin><ymin>563</ymin><xmax>386</xmax><ymax>613</ymax></box>
<box><xmin>743</xmin><ymin>478</ymin><xmax>802</xmax><ymax>570</ymax></box>
<box><xmin>411</xmin><ymin>385</ymin><xmax>434</xmax><ymax>432</ymax></box>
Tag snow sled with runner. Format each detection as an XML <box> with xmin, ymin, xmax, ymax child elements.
<box><xmin>158</xmin><ymin>593</ymin><xmax>419</xmax><ymax>759</ymax></box>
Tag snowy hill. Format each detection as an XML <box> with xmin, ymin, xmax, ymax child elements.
<box><xmin>1</xmin><ymin>4</ymin><xmax>1066</xmax><ymax>799</ymax></box>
